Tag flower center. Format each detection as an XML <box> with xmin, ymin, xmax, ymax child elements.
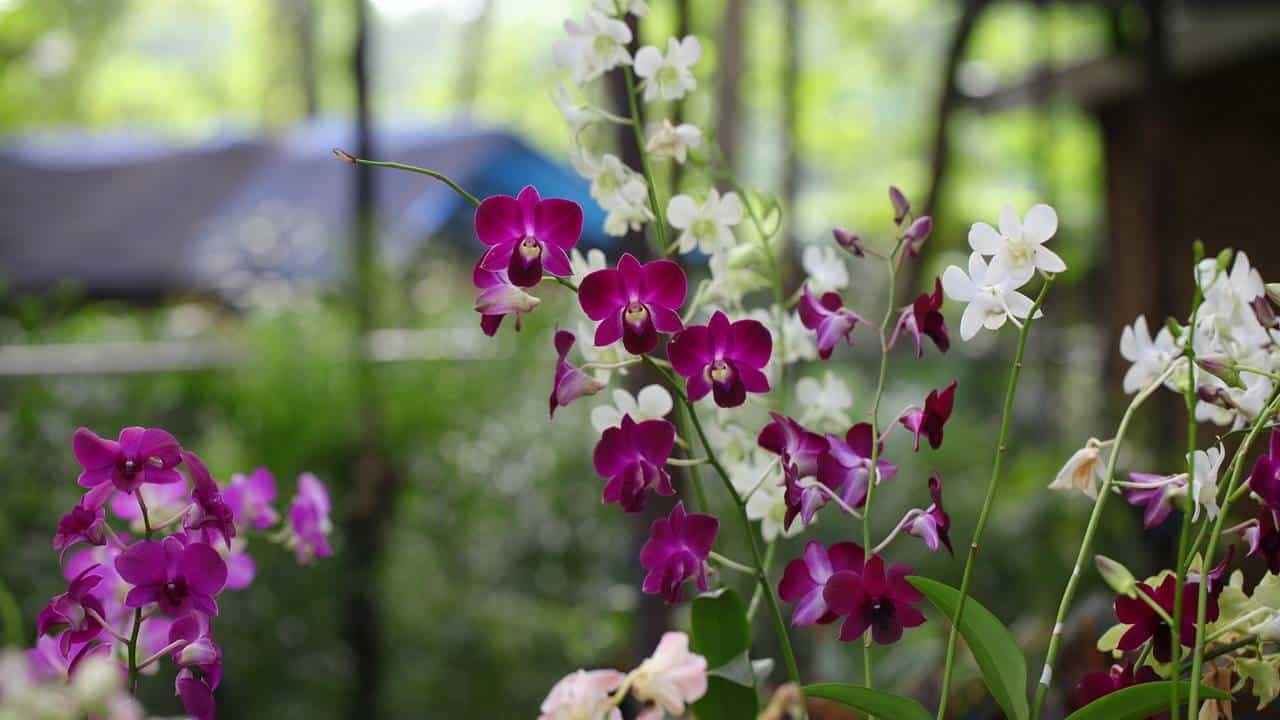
<box><xmin>624</xmin><ymin>302</ymin><xmax>649</xmax><ymax>327</ymax></box>
<box><xmin>691</xmin><ymin>218</ymin><xmax>716</xmax><ymax>243</ymax></box>
<box><xmin>121</xmin><ymin>459</ymin><xmax>138</xmax><ymax>477</ymax></box>
<box><xmin>592</xmin><ymin>34</ymin><xmax>615</xmax><ymax>58</ymax></box>
<box><xmin>656</xmin><ymin>64</ymin><xmax>679</xmax><ymax>87</ymax></box>
<box><xmin>518</xmin><ymin>236</ymin><xmax>542</xmax><ymax>262</ymax></box>
<box><xmin>867</xmin><ymin>596</ymin><xmax>896</xmax><ymax>628</ymax></box>
<box><xmin>1006</xmin><ymin>235</ymin><xmax>1032</xmax><ymax>264</ymax></box>
<box><xmin>164</xmin><ymin>580</ymin><xmax>187</xmax><ymax>606</ymax></box>
<box><xmin>709</xmin><ymin>360</ymin><xmax>734</xmax><ymax>384</ymax></box>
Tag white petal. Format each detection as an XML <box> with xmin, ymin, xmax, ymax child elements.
<box><xmin>666</xmin><ymin>195</ymin><xmax>699</xmax><ymax>229</ymax></box>
<box><xmin>997</xmin><ymin>204</ymin><xmax>1021</xmax><ymax>239</ymax></box>
<box><xmin>1004</xmin><ymin>290</ymin><xmax>1037</xmax><ymax>319</ymax></box>
<box><xmin>716</xmin><ymin>192</ymin><xmax>744</xmax><ymax>225</ymax></box>
<box><xmin>967</xmin><ymin>251</ymin><xmax>990</xmax><ymax>285</ymax></box>
<box><xmin>1033</xmin><ymin>245</ymin><xmax>1067</xmax><ymax>273</ymax></box>
<box><xmin>591</xmin><ymin>405</ymin><xmax>622</xmax><ymax>433</ymax></box>
<box><xmin>632</xmin><ymin>46</ymin><xmax>663</xmax><ymax>77</ymax></box>
<box><xmin>959</xmin><ymin>302</ymin><xmax>985</xmax><ymax>340</ymax></box>
<box><xmin>676</xmin><ymin>35</ymin><xmax>702</xmax><ymax>67</ymax></box>
<box><xmin>968</xmin><ymin>222</ymin><xmax>1003</xmax><ymax>254</ymax></box>
<box><xmin>941</xmin><ymin>265</ymin><xmax>975</xmax><ymax>302</ymax></box>
<box><xmin>1119</xmin><ymin>319</ymin><xmax>1141</xmax><ymax>361</ymax></box>
<box><xmin>1022</xmin><ymin>204</ymin><xmax>1059</xmax><ymax>244</ymax></box>
<box><xmin>990</xmin><ymin>252</ymin><xmax>1035</xmax><ymax>288</ymax></box>
<box><xmin>637</xmin><ymin>385</ymin><xmax>673</xmax><ymax>419</ymax></box>
<box><xmin>982</xmin><ymin>309</ymin><xmax>1009</xmax><ymax>330</ymax></box>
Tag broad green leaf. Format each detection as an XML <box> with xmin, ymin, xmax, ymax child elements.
<box><xmin>706</xmin><ymin>651</ymin><xmax>753</xmax><ymax>687</ymax></box>
<box><xmin>691</xmin><ymin>589</ymin><xmax>757</xmax><ymax>720</ymax></box>
<box><xmin>908</xmin><ymin>576</ymin><xmax>1029</xmax><ymax>720</ymax></box>
<box><xmin>1065</xmin><ymin>681</ymin><xmax>1232</xmax><ymax>720</ymax></box>
<box><xmin>804</xmin><ymin>683</ymin><xmax>933</xmax><ymax>720</ymax></box>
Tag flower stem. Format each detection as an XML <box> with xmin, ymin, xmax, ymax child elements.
<box><xmin>1170</xmin><ymin>283</ymin><xmax>1203</xmax><ymax>716</ymax></box>
<box><xmin>1187</xmin><ymin>391</ymin><xmax>1280</xmax><ymax>717</ymax></box>
<box><xmin>621</xmin><ymin>66</ymin><xmax>668</xmax><ymax>254</ymax></box>
<box><xmin>331</xmin><ymin>150</ymin><xmax>481</xmax><ymax>207</ymax></box>
<box><xmin>861</xmin><ymin>247</ymin><xmax>903</xmax><ymax>702</ymax></box>
<box><xmin>1028</xmin><ymin>359</ymin><xmax>1180</xmax><ymax>720</ymax></box>
<box><xmin>710</xmin><ymin>551</ymin><xmax>758</xmax><ymax>575</ymax></box>
<box><xmin>938</xmin><ymin>277</ymin><xmax>1052</xmax><ymax>720</ymax></box>
<box><xmin>747</xmin><ymin>540</ymin><xmax>778</xmax><ymax>621</ymax></box>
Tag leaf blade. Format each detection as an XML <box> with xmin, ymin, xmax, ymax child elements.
<box><xmin>1065</xmin><ymin>681</ymin><xmax>1232</xmax><ymax>720</ymax></box>
<box><xmin>804</xmin><ymin>683</ymin><xmax>933</xmax><ymax>720</ymax></box>
<box><xmin>691</xmin><ymin>589</ymin><xmax>758</xmax><ymax>719</ymax></box>
<box><xmin>908</xmin><ymin>576</ymin><xmax>1030</xmax><ymax>720</ymax></box>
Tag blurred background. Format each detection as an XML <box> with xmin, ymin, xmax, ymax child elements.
<box><xmin>0</xmin><ymin>0</ymin><xmax>1278</xmax><ymax>717</ymax></box>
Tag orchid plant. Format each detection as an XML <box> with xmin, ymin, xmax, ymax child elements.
<box><xmin>2</xmin><ymin>427</ymin><xmax>333</xmax><ymax>720</ymax></box>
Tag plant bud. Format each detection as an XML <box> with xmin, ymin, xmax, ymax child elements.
<box><xmin>1096</xmin><ymin>555</ymin><xmax>1137</xmax><ymax>598</ymax></box>
<box><xmin>1253</xmin><ymin>296</ymin><xmax>1277</xmax><ymax>328</ymax></box>
<box><xmin>832</xmin><ymin>227</ymin><xmax>865</xmax><ymax>257</ymax></box>
<box><xmin>889</xmin><ymin>186</ymin><xmax>911</xmax><ymax>226</ymax></box>
<box><xmin>1215</xmin><ymin>248</ymin><xmax>1234</xmax><ymax>274</ymax></box>
<box><xmin>903</xmin><ymin>216</ymin><xmax>933</xmax><ymax>259</ymax></box>
<box><xmin>1196</xmin><ymin>354</ymin><xmax>1244</xmax><ymax>389</ymax></box>
<box><xmin>1164</xmin><ymin>317</ymin><xmax>1185</xmax><ymax>340</ymax></box>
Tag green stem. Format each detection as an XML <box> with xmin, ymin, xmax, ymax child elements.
<box><xmin>126</xmin><ymin>489</ymin><xmax>154</xmax><ymax>693</ymax></box>
<box><xmin>621</xmin><ymin>66</ymin><xmax>668</xmax><ymax>254</ymax></box>
<box><xmin>938</xmin><ymin>277</ymin><xmax>1053</xmax><ymax>720</ymax></box>
<box><xmin>862</xmin><ymin>249</ymin><xmax>901</xmax><ymax>699</ymax></box>
<box><xmin>747</xmin><ymin>540</ymin><xmax>777</xmax><ymax>621</ymax></box>
<box><xmin>1187</xmin><ymin>391</ymin><xmax>1280</xmax><ymax>717</ymax></box>
<box><xmin>709</xmin><ymin>551</ymin><xmax>757</xmax><ymax>575</ymax></box>
<box><xmin>1170</xmin><ymin>286</ymin><xmax>1203</xmax><ymax>716</ymax></box>
<box><xmin>1028</xmin><ymin>359</ymin><xmax>1183</xmax><ymax>720</ymax></box>
<box><xmin>332</xmin><ymin>150</ymin><xmax>481</xmax><ymax>207</ymax></box>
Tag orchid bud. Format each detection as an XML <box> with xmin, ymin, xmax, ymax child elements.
<box><xmin>1253</xmin><ymin>296</ymin><xmax>1277</xmax><ymax>328</ymax></box>
<box><xmin>1164</xmin><ymin>317</ymin><xmax>1185</xmax><ymax>340</ymax></box>
<box><xmin>1215</xmin><ymin>248</ymin><xmax>1234</xmax><ymax>274</ymax></box>
<box><xmin>903</xmin><ymin>216</ymin><xmax>933</xmax><ymax>259</ymax></box>
<box><xmin>1095</xmin><ymin>555</ymin><xmax>1137</xmax><ymax>598</ymax></box>
<box><xmin>474</xmin><ymin>285</ymin><xmax>541</xmax><ymax>315</ymax></box>
<box><xmin>178</xmin><ymin>638</ymin><xmax>220</xmax><ymax>667</ymax></box>
<box><xmin>1196</xmin><ymin>354</ymin><xmax>1244</xmax><ymax>389</ymax></box>
<box><xmin>1197</xmin><ymin>385</ymin><xmax>1237</xmax><ymax>410</ymax></box>
<box><xmin>889</xmin><ymin>186</ymin><xmax>911</xmax><ymax>226</ymax></box>
<box><xmin>832</xmin><ymin>227</ymin><xmax>865</xmax><ymax>257</ymax></box>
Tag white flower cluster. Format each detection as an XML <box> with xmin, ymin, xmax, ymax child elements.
<box><xmin>942</xmin><ymin>203</ymin><xmax>1065</xmax><ymax>341</ymax></box>
<box><xmin>0</xmin><ymin>648</ymin><xmax>143</xmax><ymax>720</ymax></box>
<box><xmin>1120</xmin><ymin>251</ymin><xmax>1280</xmax><ymax>428</ymax></box>
<box><xmin>553</xmin><ymin>1</ymin><xmax>703</xmax><ymax>240</ymax></box>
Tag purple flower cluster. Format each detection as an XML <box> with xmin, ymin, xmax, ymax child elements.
<box><xmin>38</xmin><ymin>427</ymin><xmax>333</xmax><ymax>719</ymax></box>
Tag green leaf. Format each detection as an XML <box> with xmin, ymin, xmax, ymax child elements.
<box><xmin>908</xmin><ymin>576</ymin><xmax>1029</xmax><ymax>720</ymax></box>
<box><xmin>804</xmin><ymin>683</ymin><xmax>933</xmax><ymax>720</ymax></box>
<box><xmin>1065</xmin><ymin>681</ymin><xmax>1232</xmax><ymax>720</ymax></box>
<box><xmin>691</xmin><ymin>589</ymin><xmax>757</xmax><ymax>720</ymax></box>
<box><xmin>706</xmin><ymin>651</ymin><xmax>754</xmax><ymax>687</ymax></box>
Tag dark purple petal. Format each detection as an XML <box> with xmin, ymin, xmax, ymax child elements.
<box><xmin>535</xmin><ymin>197</ymin><xmax>584</xmax><ymax>250</ymax></box>
<box><xmin>474</xmin><ymin>194</ymin><xmax>523</xmax><ymax>246</ymax></box>
<box><xmin>728</xmin><ymin>318</ymin><xmax>772</xmax><ymax>370</ymax></box>
<box><xmin>640</xmin><ymin>259</ymin><xmax>687</xmax><ymax>310</ymax></box>
<box><xmin>668</xmin><ymin>325</ymin><xmax>712</xmax><ymax>378</ymax></box>
<box><xmin>115</xmin><ymin>540</ymin><xmax>167</xmax><ymax>587</ymax></box>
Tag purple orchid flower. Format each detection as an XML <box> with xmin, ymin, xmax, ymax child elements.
<box><xmin>817</xmin><ymin>423</ymin><xmax>898</xmax><ymax>512</ymax></box>
<box><xmin>889</xmin><ymin>186</ymin><xmax>911</xmax><ymax>226</ymax></box>
<box><xmin>778</xmin><ymin>541</ymin><xmax>865</xmax><ymax>627</ymax></box>
<box><xmin>115</xmin><ymin>535</ymin><xmax>227</xmax><ymax>617</ymax></box>
<box><xmin>224</xmin><ymin>543</ymin><xmax>257</xmax><ymax>591</ymax></box>
<box><xmin>473</xmin><ymin>259</ymin><xmax>540</xmax><ymax>337</ymax></box>
<box><xmin>73</xmin><ymin>426</ymin><xmax>183</xmax><ymax>494</ymax></box>
<box><xmin>898</xmin><ymin>381</ymin><xmax>957</xmax><ymax>451</ymax></box>
<box><xmin>1072</xmin><ymin>663</ymin><xmax>1161</xmax><ymax>714</ymax></box>
<box><xmin>797</xmin><ymin>286</ymin><xmax>865</xmax><ymax>360</ymax></box>
<box><xmin>832</xmin><ymin>228</ymin><xmax>865</xmax><ymax>257</ymax></box>
<box><xmin>758</xmin><ymin>413</ymin><xmax>830</xmax><ymax>530</ymax></box>
<box><xmin>475</xmin><ymin>185</ymin><xmax>583</xmax><ymax>288</ymax></box>
<box><xmin>824</xmin><ymin>555</ymin><xmax>926</xmax><ymax>645</ymax></box>
<box><xmin>182</xmin><ymin>450</ymin><xmax>236</xmax><ymax>548</ymax></box>
<box><xmin>1243</xmin><ymin>508</ymin><xmax>1280</xmax><ymax>573</ymax></box>
<box><xmin>1249</xmin><ymin>430</ymin><xmax>1280</xmax><ymax>507</ymax></box>
<box><xmin>639</xmin><ymin>501</ymin><xmax>718</xmax><ymax>605</ymax></box>
<box><xmin>287</xmin><ymin>473</ymin><xmax>333</xmax><ymax>564</ymax></box>
<box><xmin>578</xmin><ymin>253</ymin><xmax>687</xmax><ymax>355</ymax></box>
<box><xmin>550</xmin><ymin>330</ymin><xmax>606</xmax><ymax>419</ymax></box>
<box><xmin>593</xmin><ymin>414</ymin><xmax>676</xmax><ymax>513</ymax></box>
<box><xmin>1122</xmin><ymin>472</ymin><xmax>1185</xmax><ymax>529</ymax></box>
<box><xmin>902</xmin><ymin>216</ymin><xmax>933</xmax><ymax>259</ymax></box>
<box><xmin>223</xmin><ymin>468</ymin><xmax>279</xmax><ymax>531</ymax></box>
<box><xmin>37</xmin><ymin>565</ymin><xmax>108</xmax><ymax>656</ymax></box>
<box><xmin>169</xmin><ymin>613</ymin><xmax>222</xmax><ymax>692</ymax></box>
<box><xmin>53</xmin><ymin>485</ymin><xmax>113</xmax><ymax>562</ymax></box>
<box><xmin>889</xmin><ymin>278</ymin><xmax>949</xmax><ymax>358</ymax></box>
<box><xmin>1114</xmin><ymin>575</ymin><xmax>1218</xmax><ymax>663</ymax></box>
<box><xmin>668</xmin><ymin>310</ymin><xmax>772</xmax><ymax>408</ymax></box>
<box><xmin>177</xmin><ymin>668</ymin><xmax>217</xmax><ymax>720</ymax></box>
<box><xmin>904</xmin><ymin>474</ymin><xmax>953</xmax><ymax>555</ymax></box>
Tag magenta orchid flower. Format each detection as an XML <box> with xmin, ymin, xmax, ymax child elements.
<box><xmin>778</xmin><ymin>541</ymin><xmax>865</xmax><ymax>627</ymax></box>
<box><xmin>889</xmin><ymin>278</ymin><xmax>949</xmax><ymax>358</ymax></box>
<box><xmin>798</xmin><ymin>286</ymin><xmax>865</xmax><ymax>360</ymax></box>
<box><xmin>1114</xmin><ymin>575</ymin><xmax>1217</xmax><ymax>663</ymax></box>
<box><xmin>817</xmin><ymin>423</ymin><xmax>898</xmax><ymax>511</ymax></box>
<box><xmin>1072</xmin><ymin>663</ymin><xmax>1161</xmax><ymax>712</ymax></box>
<box><xmin>904</xmin><ymin>474</ymin><xmax>953</xmax><ymax>555</ymax></box>
<box><xmin>73</xmin><ymin>426</ymin><xmax>183</xmax><ymax>494</ymax></box>
<box><xmin>37</xmin><ymin>565</ymin><xmax>108</xmax><ymax>656</ymax></box>
<box><xmin>1243</xmin><ymin>508</ymin><xmax>1280</xmax><ymax>573</ymax></box>
<box><xmin>182</xmin><ymin>450</ymin><xmax>236</xmax><ymax>547</ymax></box>
<box><xmin>898</xmin><ymin>381</ymin><xmax>957</xmax><ymax>451</ymax></box>
<box><xmin>475</xmin><ymin>185</ymin><xmax>583</xmax><ymax>288</ymax></box>
<box><xmin>1122</xmin><ymin>472</ymin><xmax>1184</xmax><ymax>529</ymax></box>
<box><xmin>550</xmin><ymin>330</ymin><xmax>606</xmax><ymax>418</ymax></box>
<box><xmin>287</xmin><ymin>473</ymin><xmax>333</xmax><ymax>564</ymax></box>
<box><xmin>758</xmin><ymin>413</ymin><xmax>830</xmax><ymax>530</ymax></box>
<box><xmin>53</xmin><ymin>485</ymin><xmax>113</xmax><ymax>562</ymax></box>
<box><xmin>578</xmin><ymin>253</ymin><xmax>686</xmax><ymax>354</ymax></box>
<box><xmin>594</xmin><ymin>414</ymin><xmax>676</xmax><ymax>513</ymax></box>
<box><xmin>169</xmin><ymin>613</ymin><xmax>222</xmax><ymax>697</ymax></box>
<box><xmin>473</xmin><ymin>259</ymin><xmax>541</xmax><ymax>337</ymax></box>
<box><xmin>639</xmin><ymin>501</ymin><xmax>718</xmax><ymax>605</ymax></box>
<box><xmin>668</xmin><ymin>310</ymin><xmax>772</xmax><ymax>408</ymax></box>
<box><xmin>177</xmin><ymin>667</ymin><xmax>217</xmax><ymax>720</ymax></box>
<box><xmin>823</xmin><ymin>555</ymin><xmax>926</xmax><ymax>645</ymax></box>
<box><xmin>115</xmin><ymin>535</ymin><xmax>227</xmax><ymax>616</ymax></box>
<box><xmin>1249</xmin><ymin>430</ymin><xmax>1280</xmax><ymax>507</ymax></box>
<box><xmin>223</xmin><ymin>468</ymin><xmax>279</xmax><ymax>530</ymax></box>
